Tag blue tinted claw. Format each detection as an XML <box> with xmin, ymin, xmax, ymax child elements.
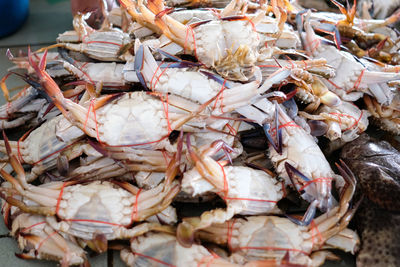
<box><xmin>158</xmin><ymin>49</ymin><xmax>202</xmax><ymax>68</ymax></box>
<box><xmin>263</xmin><ymin>102</ymin><xmax>282</xmax><ymax>154</ymax></box>
<box><xmin>158</xmin><ymin>48</ymin><xmax>182</xmax><ymax>62</ymax></box>
<box><xmin>199</xmin><ymin>70</ymin><xmax>233</xmax><ymax>88</ymax></box>
<box><xmin>284</xmin><ymin>162</ymin><xmax>311</xmax><ymax>195</ymax></box>
<box><xmin>286</xmin><ymin>200</ymin><xmax>318</xmax><ymax>226</ymax></box>
<box><xmin>314</xmin><ymin>23</ymin><xmax>342</xmax><ymax>50</ymax></box>
<box><xmin>276</xmin><ymin>103</ymin><xmax>283</xmax><ymax>154</ymax></box>
<box><xmin>159</xmin><ymin>61</ymin><xmax>202</xmax><ymax>69</ymax></box>
<box><xmin>282</xmin><ymin>98</ymin><xmax>298</xmax><ymax>119</ymax></box>
<box><xmin>58</xmin><ymin>47</ymin><xmax>75</xmax><ymax>65</ymax></box>
<box><xmin>134</xmin><ymin>45</ymin><xmax>148</xmax><ymax>90</ymax></box>
<box><xmin>295</xmin><ymin>9</ymin><xmax>309</xmax><ymax>33</ymax></box>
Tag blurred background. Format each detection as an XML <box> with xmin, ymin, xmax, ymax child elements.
<box><xmin>0</xmin><ymin>0</ymin><xmax>72</xmax><ymax>97</ymax></box>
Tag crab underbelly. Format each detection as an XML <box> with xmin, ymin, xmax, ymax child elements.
<box><xmin>96</xmin><ymin>95</ymin><xmax>169</xmax><ymax>149</ymax></box>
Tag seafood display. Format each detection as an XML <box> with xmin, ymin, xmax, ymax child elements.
<box><xmin>0</xmin><ymin>0</ymin><xmax>399</xmax><ymax>266</ymax></box>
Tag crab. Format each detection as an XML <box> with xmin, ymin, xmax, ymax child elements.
<box><xmin>299</xmin><ymin>100</ymin><xmax>370</xmax><ymax>142</ymax></box>
<box><xmin>2</xmin><ymin>204</ymin><xmax>88</xmax><ymax>266</ymax></box>
<box><xmin>121</xmin><ymin>231</ymin><xmax>308</xmax><ymax>266</ymax></box>
<box><xmin>177</xmin><ymin>136</ymin><xmax>283</xmax><ymax>246</ymax></box>
<box><xmin>1</xmin><ymin>201</ymin><xmax>176</xmax><ymax>266</ymax></box>
<box><xmin>0</xmin><ymin>132</ymin><xmax>181</xmax><ymax>244</ymax></box>
<box><xmin>36</xmin><ymin>13</ymin><xmax>133</xmax><ymax>62</ymax></box>
<box><xmin>263</xmin><ymin>102</ymin><xmax>345</xmax><ymax>218</ymax></box>
<box><xmin>28</xmin><ymin>48</ymin><xmax>241</xmax><ymax>161</ymax></box>
<box><xmin>0</xmin><ymin>114</ymin><xmax>90</xmax><ymax>182</ymax></box>
<box><xmin>195</xmin><ymin>162</ymin><xmax>360</xmax><ymax>266</ymax></box>
<box><xmin>0</xmin><ymin>86</ymin><xmax>48</xmax><ymax>130</ymax></box>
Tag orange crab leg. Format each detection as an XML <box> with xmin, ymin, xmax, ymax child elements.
<box><xmin>27</xmin><ymin>48</ymin><xmax>68</xmax><ymax>117</ymax></box>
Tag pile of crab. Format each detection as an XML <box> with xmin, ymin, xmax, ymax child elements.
<box><xmin>0</xmin><ymin>0</ymin><xmax>399</xmax><ymax>266</ymax></box>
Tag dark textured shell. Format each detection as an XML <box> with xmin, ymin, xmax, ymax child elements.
<box><xmin>340</xmin><ymin>133</ymin><xmax>400</xmax><ymax>211</ymax></box>
<box><xmin>355</xmin><ymin>199</ymin><xmax>400</xmax><ymax>267</ymax></box>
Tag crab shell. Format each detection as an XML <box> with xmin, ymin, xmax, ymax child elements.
<box><xmin>79</xmin><ymin>91</ymin><xmax>214</xmax><ymax>151</ymax></box>
<box><xmin>195</xmin><ymin>18</ymin><xmax>260</xmax><ymax>81</ymax></box>
<box><xmin>45</xmin><ymin>180</ymin><xmax>178</xmax><ymax>240</ymax></box>
<box><xmin>57</xmin><ymin>29</ymin><xmax>133</xmax><ymax>62</ymax></box>
<box><xmin>10</xmin><ymin>212</ymin><xmax>86</xmax><ymax>265</ymax></box>
<box><xmin>182</xmin><ymin>165</ymin><xmax>283</xmax><ymax>215</ymax></box>
<box><xmin>197</xmin><ymin>216</ymin><xmax>359</xmax><ymax>266</ymax></box>
<box><xmin>0</xmin><ymin>114</ymin><xmax>86</xmax><ymax>181</ymax></box>
<box><xmin>121</xmin><ymin>232</ymin><xmax>220</xmax><ymax>267</ymax></box>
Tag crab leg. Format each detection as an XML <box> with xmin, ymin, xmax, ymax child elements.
<box><xmin>0</xmin><ymin>132</ymin><xmax>79</xmax><ymax>214</ymax></box>
<box><xmin>120</xmin><ymin>0</ymin><xmax>162</xmax><ymax>35</ymax></box>
<box><xmin>309</xmin><ymin>160</ymin><xmax>359</xmax><ymax>244</ymax></box>
<box><xmin>0</xmin><ymin>191</ymin><xmax>56</xmax><ymax>216</ymax></box>
<box><xmin>330</xmin><ymin>0</ymin><xmax>357</xmax><ymax>26</ymax></box>
<box><xmin>177</xmin><ymin>207</ymin><xmax>235</xmax><ymax>248</ymax></box>
<box><xmin>186</xmin><ymin>134</ymin><xmax>232</xmax><ymax>191</ymax></box>
<box><xmin>286</xmin><ymin>200</ymin><xmax>318</xmax><ymax>226</ymax></box>
<box><xmin>15</xmin><ymin>231</ymin><xmax>86</xmax><ymax>266</ymax></box>
<box><xmin>118</xmin><ymin>222</ymin><xmax>175</xmax><ymax>240</ymax></box>
<box><xmin>0</xmin><ymin>132</ymin><xmax>64</xmax><ymax>198</ymax></box>
<box><xmin>263</xmin><ymin>102</ymin><xmax>283</xmax><ymax>155</ymax></box>
<box><xmin>314</xmin><ymin>23</ymin><xmax>342</xmax><ymax>50</ymax></box>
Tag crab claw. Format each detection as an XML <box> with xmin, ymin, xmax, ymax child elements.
<box><xmin>330</xmin><ymin>0</ymin><xmax>357</xmax><ymax>25</ymax></box>
<box><xmin>284</xmin><ymin>162</ymin><xmax>321</xmax><ymax>225</ymax></box>
<box><xmin>295</xmin><ymin>9</ymin><xmax>310</xmax><ymax>33</ymax></box>
<box><xmin>177</xmin><ymin>217</ymin><xmax>198</xmax><ymax>248</ymax></box>
<box><xmin>314</xmin><ymin>23</ymin><xmax>342</xmax><ymax>50</ymax></box>
<box><xmin>285</xmin><ymin>161</ymin><xmax>334</xmax><ymax>213</ymax></box>
<box><xmin>158</xmin><ymin>49</ymin><xmax>202</xmax><ymax>68</ymax></box>
<box><xmin>157</xmin><ymin>48</ymin><xmax>182</xmax><ymax>62</ymax></box>
<box><xmin>15</xmin><ymin>252</ymin><xmax>36</xmax><ymax>260</ymax></box>
<box><xmin>1</xmin><ymin>202</ymin><xmax>12</xmax><ymax>230</ymax></box>
<box><xmin>335</xmin><ymin>159</ymin><xmax>357</xmax><ymax>216</ymax></box>
<box><xmin>286</xmin><ymin>199</ymin><xmax>318</xmax><ymax>226</ymax></box>
<box><xmin>27</xmin><ymin>47</ymin><xmax>68</xmax><ymax>117</ymax></box>
<box><xmin>86</xmin><ymin>232</ymin><xmax>108</xmax><ymax>253</ymax></box>
<box><xmin>164</xmin><ymin>130</ymin><xmax>183</xmax><ymax>186</ymax></box>
<box><xmin>263</xmin><ymin>102</ymin><xmax>282</xmax><ymax>155</ymax></box>
<box><xmin>134</xmin><ymin>44</ymin><xmax>149</xmax><ymax>90</ymax></box>
<box><xmin>307</xmin><ymin>120</ymin><xmax>329</xmax><ymax>137</ymax></box>
<box><xmin>199</xmin><ymin>70</ymin><xmax>232</xmax><ymax>88</ymax></box>
<box><xmin>186</xmin><ymin>134</ymin><xmax>233</xmax><ymax>191</ymax></box>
